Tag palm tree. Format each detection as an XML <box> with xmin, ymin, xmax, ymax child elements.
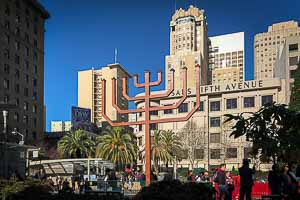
<box><xmin>148</xmin><ymin>130</ymin><xmax>182</xmax><ymax>174</ymax></box>
<box><xmin>96</xmin><ymin>127</ymin><xmax>137</xmax><ymax>169</ymax></box>
<box><xmin>57</xmin><ymin>129</ymin><xmax>95</xmax><ymax>158</ymax></box>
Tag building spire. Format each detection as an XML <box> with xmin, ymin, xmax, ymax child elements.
<box><xmin>114</xmin><ymin>48</ymin><xmax>118</xmax><ymax>64</ymax></box>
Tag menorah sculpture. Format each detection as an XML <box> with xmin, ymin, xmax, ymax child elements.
<box><xmin>101</xmin><ymin>64</ymin><xmax>201</xmax><ymax>186</ymax></box>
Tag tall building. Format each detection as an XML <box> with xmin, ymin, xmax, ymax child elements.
<box><xmin>0</xmin><ymin>0</ymin><xmax>49</xmax><ymax>142</ymax></box>
<box><xmin>134</xmin><ymin>5</ymin><xmax>291</xmax><ymax>171</ymax></box>
<box><xmin>78</xmin><ymin>63</ymin><xmax>130</xmax><ymax>127</ymax></box>
<box><xmin>274</xmin><ymin>35</ymin><xmax>300</xmax><ymax>103</ymax></box>
<box><xmin>165</xmin><ymin>5</ymin><xmax>209</xmax><ymax>89</ymax></box>
<box><xmin>209</xmin><ymin>32</ymin><xmax>245</xmax><ymax>84</ymax></box>
<box><xmin>51</xmin><ymin>121</ymin><xmax>72</xmax><ymax>132</ymax></box>
<box><xmin>254</xmin><ymin>21</ymin><xmax>300</xmax><ymax>80</ymax></box>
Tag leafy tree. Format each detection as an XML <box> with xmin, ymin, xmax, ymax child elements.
<box><xmin>96</xmin><ymin>127</ymin><xmax>137</xmax><ymax>169</ymax></box>
<box><xmin>224</xmin><ymin>103</ymin><xmax>300</xmax><ymax>164</ymax></box>
<box><xmin>289</xmin><ymin>62</ymin><xmax>300</xmax><ymax>111</ymax></box>
<box><xmin>57</xmin><ymin>129</ymin><xmax>95</xmax><ymax>158</ymax></box>
<box><xmin>177</xmin><ymin>120</ymin><xmax>206</xmax><ymax>170</ymax></box>
<box><xmin>139</xmin><ymin>130</ymin><xmax>182</xmax><ymax>174</ymax></box>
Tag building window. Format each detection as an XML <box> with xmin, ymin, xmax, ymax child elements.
<box><xmin>15</xmin><ymin>84</ymin><xmax>20</xmax><ymax>93</ymax></box>
<box><xmin>195</xmin><ymin>149</ymin><xmax>204</xmax><ymax>159</ymax></box>
<box><xmin>244</xmin><ymin>97</ymin><xmax>255</xmax><ymax>108</ymax></box>
<box><xmin>33</xmin><ymin>91</ymin><xmax>37</xmax><ymax>100</ymax></box>
<box><xmin>4</xmin><ymin>34</ymin><xmax>10</xmax><ymax>44</ymax></box>
<box><xmin>4</xmin><ymin>64</ymin><xmax>10</xmax><ymax>74</ymax></box>
<box><xmin>4</xmin><ymin>20</ymin><xmax>10</xmax><ymax>29</ymax></box>
<box><xmin>4</xmin><ymin>78</ymin><xmax>10</xmax><ymax>89</ymax></box>
<box><xmin>24</xmin><ymin>88</ymin><xmax>29</xmax><ymax>96</ymax></box>
<box><xmin>139</xmin><ymin>124</ymin><xmax>142</xmax><ymax>131</ymax></box>
<box><xmin>25</xmin><ymin>47</ymin><xmax>29</xmax><ymax>57</ymax></box>
<box><xmin>4</xmin><ymin>95</ymin><xmax>9</xmax><ymax>103</ymax></box>
<box><xmin>150</xmin><ymin>110</ymin><xmax>158</xmax><ymax>116</ymax></box>
<box><xmin>4</xmin><ymin>5</ymin><xmax>10</xmax><ymax>16</ymax></box>
<box><xmin>289</xmin><ymin>44</ymin><xmax>298</xmax><ymax>52</ymax></box>
<box><xmin>15</xmin><ymin>54</ymin><xmax>20</xmax><ymax>64</ymax></box>
<box><xmin>15</xmin><ymin>98</ymin><xmax>19</xmax><ymax>106</ymax></box>
<box><xmin>13</xmin><ymin>39</ymin><xmax>17</xmax><ymax>48</ymax></box>
<box><xmin>210</xmin><ymin>101</ymin><xmax>220</xmax><ymax>111</ymax></box>
<box><xmin>32</xmin><ymin>132</ymin><xmax>37</xmax><ymax>140</ymax></box>
<box><xmin>164</xmin><ymin>107</ymin><xmax>173</xmax><ymax>114</ymax></box>
<box><xmin>226</xmin><ymin>148</ymin><xmax>237</xmax><ymax>158</ymax></box>
<box><xmin>24</xmin><ymin>102</ymin><xmax>28</xmax><ymax>111</ymax></box>
<box><xmin>226</xmin><ymin>98</ymin><xmax>237</xmax><ymax>109</ymax></box>
<box><xmin>34</xmin><ymin>52</ymin><xmax>38</xmax><ymax>60</ymax></box>
<box><xmin>15</xmin><ymin>27</ymin><xmax>20</xmax><ymax>36</ymax></box>
<box><xmin>244</xmin><ymin>147</ymin><xmax>252</xmax><ymax>158</ymax></box>
<box><xmin>138</xmin><ymin>137</ymin><xmax>142</xmax><ymax>146</ymax></box>
<box><xmin>210</xmin><ymin>133</ymin><xmax>220</xmax><ymax>143</ymax></box>
<box><xmin>150</xmin><ymin>123</ymin><xmax>157</xmax><ymax>130</ymax></box>
<box><xmin>289</xmin><ymin>56</ymin><xmax>299</xmax><ymax>66</ymax></box>
<box><xmin>23</xmin><ymin>115</ymin><xmax>28</xmax><ymax>124</ymax></box>
<box><xmin>34</xmin><ymin>40</ymin><xmax>37</xmax><ymax>48</ymax></box>
<box><xmin>178</xmin><ymin>103</ymin><xmax>188</xmax><ymax>113</ymax></box>
<box><xmin>211</xmin><ymin>149</ymin><xmax>221</xmax><ymax>159</ymax></box>
<box><xmin>210</xmin><ymin>117</ymin><xmax>221</xmax><ymax>127</ymax></box>
<box><xmin>4</xmin><ymin>49</ymin><xmax>9</xmax><ymax>59</ymax></box>
<box><xmin>25</xmin><ymin>33</ymin><xmax>29</xmax><ymax>42</ymax></box>
<box><xmin>34</xmin><ymin>65</ymin><xmax>38</xmax><ymax>74</ymax></box>
<box><xmin>33</xmin><ymin>79</ymin><xmax>37</xmax><ymax>87</ymax></box>
<box><xmin>33</xmin><ymin>118</ymin><xmax>37</xmax><ymax>127</ymax></box>
<box><xmin>32</xmin><ymin>105</ymin><xmax>37</xmax><ymax>113</ymax></box>
<box><xmin>262</xmin><ymin>95</ymin><xmax>273</xmax><ymax>106</ymax></box>
<box><xmin>15</xmin><ymin>14</ymin><xmax>21</xmax><ymax>23</ymax></box>
<box><xmin>15</xmin><ymin>69</ymin><xmax>20</xmax><ymax>79</ymax></box>
<box><xmin>194</xmin><ymin>101</ymin><xmax>204</xmax><ymax>111</ymax></box>
<box><xmin>25</xmin><ymin>74</ymin><xmax>29</xmax><ymax>83</ymax></box>
<box><xmin>14</xmin><ymin>112</ymin><xmax>19</xmax><ymax>121</ymax></box>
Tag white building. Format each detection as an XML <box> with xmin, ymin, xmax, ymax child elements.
<box><xmin>51</xmin><ymin>121</ymin><xmax>72</xmax><ymax>132</ymax></box>
<box><xmin>209</xmin><ymin>32</ymin><xmax>245</xmax><ymax>84</ymax></box>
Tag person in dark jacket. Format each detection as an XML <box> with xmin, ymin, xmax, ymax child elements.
<box><xmin>215</xmin><ymin>164</ymin><xmax>229</xmax><ymax>200</ymax></box>
<box><xmin>238</xmin><ymin>159</ymin><xmax>255</xmax><ymax>200</ymax></box>
<box><xmin>268</xmin><ymin>164</ymin><xmax>281</xmax><ymax>195</ymax></box>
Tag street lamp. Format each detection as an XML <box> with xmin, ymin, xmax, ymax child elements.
<box><xmin>11</xmin><ymin>128</ymin><xmax>24</xmax><ymax>145</ymax></box>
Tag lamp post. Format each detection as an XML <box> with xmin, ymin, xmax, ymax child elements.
<box><xmin>11</xmin><ymin>128</ymin><xmax>24</xmax><ymax>145</ymax></box>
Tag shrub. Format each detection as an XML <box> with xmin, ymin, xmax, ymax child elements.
<box><xmin>1</xmin><ymin>179</ymin><xmax>53</xmax><ymax>200</ymax></box>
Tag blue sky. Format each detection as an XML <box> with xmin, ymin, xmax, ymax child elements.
<box><xmin>40</xmin><ymin>0</ymin><xmax>300</xmax><ymax>131</ymax></box>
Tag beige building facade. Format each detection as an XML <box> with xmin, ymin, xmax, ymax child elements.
<box><xmin>165</xmin><ymin>5</ymin><xmax>209</xmax><ymax>89</ymax></box>
<box><xmin>274</xmin><ymin>35</ymin><xmax>300</xmax><ymax>103</ymax></box>
<box><xmin>135</xmin><ymin>79</ymin><xmax>289</xmax><ymax>170</ymax></box>
<box><xmin>78</xmin><ymin>64</ymin><xmax>130</xmax><ymax>127</ymax></box>
<box><xmin>209</xmin><ymin>32</ymin><xmax>245</xmax><ymax>84</ymax></box>
<box><xmin>254</xmin><ymin>21</ymin><xmax>300</xmax><ymax>80</ymax></box>
<box><xmin>0</xmin><ymin>0</ymin><xmax>49</xmax><ymax>142</ymax></box>
<box><xmin>51</xmin><ymin>121</ymin><xmax>71</xmax><ymax>132</ymax></box>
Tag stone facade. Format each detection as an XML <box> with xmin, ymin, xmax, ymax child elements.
<box><xmin>0</xmin><ymin>0</ymin><xmax>49</xmax><ymax>142</ymax></box>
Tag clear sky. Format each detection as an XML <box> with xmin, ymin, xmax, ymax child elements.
<box><xmin>40</xmin><ymin>0</ymin><xmax>300</xmax><ymax>131</ymax></box>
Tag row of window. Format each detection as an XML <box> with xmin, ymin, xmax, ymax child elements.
<box><xmin>137</xmin><ymin>95</ymin><xmax>273</xmax><ymax>118</ymax></box>
<box><xmin>3</xmin><ymin>48</ymin><xmax>39</xmax><ymax>62</ymax></box>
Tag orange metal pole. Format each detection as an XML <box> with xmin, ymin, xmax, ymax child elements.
<box><xmin>144</xmin><ymin>71</ymin><xmax>151</xmax><ymax>186</ymax></box>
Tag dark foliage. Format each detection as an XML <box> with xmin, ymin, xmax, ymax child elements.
<box><xmin>133</xmin><ymin>180</ymin><xmax>215</xmax><ymax>200</ymax></box>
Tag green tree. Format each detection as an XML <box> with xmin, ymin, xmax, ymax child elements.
<box><xmin>224</xmin><ymin>103</ymin><xmax>300</xmax><ymax>164</ymax></box>
<box><xmin>57</xmin><ymin>129</ymin><xmax>95</xmax><ymax>158</ymax></box>
<box><xmin>96</xmin><ymin>127</ymin><xmax>137</xmax><ymax>169</ymax></box>
<box><xmin>146</xmin><ymin>130</ymin><xmax>182</xmax><ymax>174</ymax></box>
<box><xmin>289</xmin><ymin>62</ymin><xmax>300</xmax><ymax>111</ymax></box>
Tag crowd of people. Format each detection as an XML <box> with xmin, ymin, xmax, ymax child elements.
<box><xmin>29</xmin><ymin>160</ymin><xmax>299</xmax><ymax>199</ymax></box>
<box><xmin>268</xmin><ymin>162</ymin><xmax>299</xmax><ymax>200</ymax></box>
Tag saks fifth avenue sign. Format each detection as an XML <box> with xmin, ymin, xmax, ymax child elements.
<box><xmin>171</xmin><ymin>80</ymin><xmax>264</xmax><ymax>96</ymax></box>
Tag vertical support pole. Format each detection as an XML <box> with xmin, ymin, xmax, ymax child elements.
<box><xmin>3</xmin><ymin>110</ymin><xmax>8</xmax><ymax>178</ymax></box>
<box><xmin>87</xmin><ymin>159</ymin><xmax>90</xmax><ymax>181</ymax></box>
<box><xmin>144</xmin><ymin>71</ymin><xmax>151</xmax><ymax>186</ymax></box>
